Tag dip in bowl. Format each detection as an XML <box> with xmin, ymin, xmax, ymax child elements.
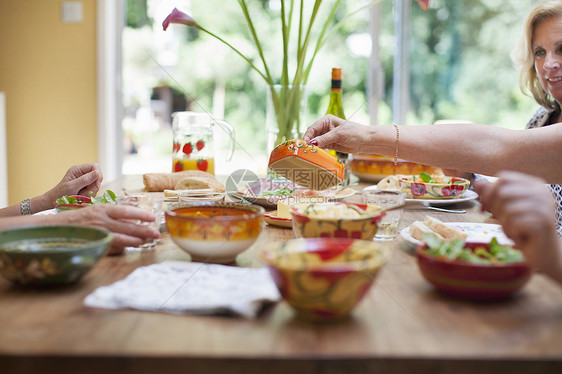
<box><xmin>290</xmin><ymin>202</ymin><xmax>384</xmax><ymax>240</ymax></box>
<box><xmin>165</xmin><ymin>202</ymin><xmax>264</xmax><ymax>264</ymax></box>
<box><xmin>0</xmin><ymin>225</ymin><xmax>112</xmax><ymax>286</ymax></box>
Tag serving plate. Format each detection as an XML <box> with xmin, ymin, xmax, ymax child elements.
<box><xmin>231</xmin><ymin>187</ymin><xmax>356</xmax><ymax>209</ymax></box>
<box><xmin>263</xmin><ymin>211</ymin><xmax>292</xmax><ymax>228</ymax></box>
<box><xmin>34</xmin><ymin>208</ymin><xmax>57</xmax><ymax>216</ymax></box>
<box><xmin>362</xmin><ymin>185</ymin><xmax>478</xmax><ymax>206</ymax></box>
<box><xmin>350</xmin><ymin>155</ymin><xmax>441</xmax><ymax>183</ymax></box>
<box><xmin>400</xmin><ymin>222</ymin><xmax>514</xmax><ymax>248</ymax></box>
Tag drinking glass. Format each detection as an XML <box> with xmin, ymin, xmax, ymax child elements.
<box><xmin>116</xmin><ymin>194</ymin><xmax>163</xmax><ymax>249</ymax></box>
<box><xmin>362</xmin><ymin>189</ymin><xmax>406</xmax><ymax>240</ymax></box>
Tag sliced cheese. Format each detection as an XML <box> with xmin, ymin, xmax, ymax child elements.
<box><xmin>277</xmin><ymin>195</ymin><xmax>331</xmax><ymax>219</ymax></box>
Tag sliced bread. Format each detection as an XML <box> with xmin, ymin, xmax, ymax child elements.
<box><xmin>409</xmin><ymin>220</ymin><xmax>445</xmax><ymax>241</ymax></box>
<box><xmin>423</xmin><ymin>216</ymin><xmax>467</xmax><ymax>240</ymax></box>
<box><xmin>174</xmin><ymin>176</ymin><xmax>225</xmax><ymax>192</ymax></box>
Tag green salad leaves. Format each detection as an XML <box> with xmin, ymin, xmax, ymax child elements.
<box><xmin>418</xmin><ymin>172</ymin><xmax>466</xmax><ymax>185</ymax></box>
<box><xmin>261</xmin><ymin>187</ymin><xmax>295</xmax><ymax>197</ymax></box>
<box><xmin>56</xmin><ymin>190</ymin><xmax>117</xmax><ymax>206</ymax></box>
<box><xmin>422</xmin><ymin>233</ymin><xmax>524</xmax><ymax>265</ymax></box>
<box><xmin>420</xmin><ymin>172</ymin><xmax>436</xmax><ymax>183</ymax></box>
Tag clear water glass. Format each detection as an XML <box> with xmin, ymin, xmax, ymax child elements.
<box><xmin>362</xmin><ymin>189</ymin><xmax>406</xmax><ymax>240</ymax></box>
<box><xmin>116</xmin><ymin>194</ymin><xmax>163</xmax><ymax>249</ymax></box>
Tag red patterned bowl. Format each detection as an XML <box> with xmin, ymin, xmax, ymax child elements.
<box><xmin>290</xmin><ymin>202</ymin><xmax>384</xmax><ymax>240</ymax></box>
<box><xmin>165</xmin><ymin>202</ymin><xmax>264</xmax><ymax>264</ymax></box>
<box><xmin>262</xmin><ymin>238</ymin><xmax>390</xmax><ymax>321</ymax></box>
<box><xmin>416</xmin><ymin>242</ymin><xmax>532</xmax><ymax>301</ymax></box>
<box><xmin>350</xmin><ymin>155</ymin><xmax>441</xmax><ymax>183</ymax></box>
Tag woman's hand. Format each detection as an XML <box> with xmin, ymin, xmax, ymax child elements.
<box><xmin>41</xmin><ymin>163</ymin><xmax>103</xmax><ymax>210</ymax></box>
<box><xmin>475</xmin><ymin>171</ymin><xmax>562</xmax><ymax>283</ymax></box>
<box><xmin>51</xmin><ymin>204</ymin><xmax>160</xmax><ymax>255</ymax></box>
<box><xmin>303</xmin><ymin>115</ymin><xmax>374</xmax><ymax>154</ymax></box>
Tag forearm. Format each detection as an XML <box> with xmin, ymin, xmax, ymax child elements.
<box><xmin>0</xmin><ymin>194</ymin><xmax>54</xmax><ymax>217</ymax></box>
<box><xmin>364</xmin><ymin>124</ymin><xmax>501</xmax><ymax>172</ymax></box>
<box><xmin>0</xmin><ymin>212</ymin><xmax>57</xmax><ymax>228</ymax></box>
<box><xmin>367</xmin><ymin>124</ymin><xmax>562</xmax><ymax>183</ymax></box>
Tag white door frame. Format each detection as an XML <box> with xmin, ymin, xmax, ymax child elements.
<box><xmin>392</xmin><ymin>0</ymin><xmax>411</xmax><ymax>126</ymax></box>
<box><xmin>97</xmin><ymin>0</ymin><xmax>124</xmax><ymax>182</ymax></box>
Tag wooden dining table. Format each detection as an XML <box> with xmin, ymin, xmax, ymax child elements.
<box><xmin>0</xmin><ymin>174</ymin><xmax>561</xmax><ymax>374</ymax></box>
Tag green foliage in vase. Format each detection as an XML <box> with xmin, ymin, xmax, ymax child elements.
<box><xmin>162</xmin><ymin>0</ymin><xmax>383</xmax><ymax>146</ymax></box>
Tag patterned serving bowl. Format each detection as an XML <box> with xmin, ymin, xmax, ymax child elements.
<box><xmin>399</xmin><ymin>175</ymin><xmax>470</xmax><ymax>199</ymax></box>
<box><xmin>416</xmin><ymin>242</ymin><xmax>532</xmax><ymax>300</ymax></box>
<box><xmin>165</xmin><ymin>202</ymin><xmax>265</xmax><ymax>264</ymax></box>
<box><xmin>350</xmin><ymin>154</ymin><xmax>442</xmax><ymax>183</ymax></box>
<box><xmin>268</xmin><ymin>139</ymin><xmax>344</xmax><ymax>190</ymax></box>
<box><xmin>0</xmin><ymin>225</ymin><xmax>112</xmax><ymax>286</ymax></box>
<box><xmin>290</xmin><ymin>202</ymin><xmax>384</xmax><ymax>240</ymax></box>
<box><xmin>262</xmin><ymin>238</ymin><xmax>390</xmax><ymax>321</ymax></box>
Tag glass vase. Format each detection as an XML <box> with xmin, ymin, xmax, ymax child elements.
<box><xmin>266</xmin><ymin>84</ymin><xmax>307</xmax><ymax>155</ymax></box>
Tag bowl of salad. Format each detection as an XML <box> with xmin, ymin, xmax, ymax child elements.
<box><xmin>399</xmin><ymin>173</ymin><xmax>470</xmax><ymax>199</ymax></box>
<box><xmin>54</xmin><ymin>190</ymin><xmax>117</xmax><ymax>212</ymax></box>
<box><xmin>416</xmin><ymin>235</ymin><xmax>532</xmax><ymax>301</ymax></box>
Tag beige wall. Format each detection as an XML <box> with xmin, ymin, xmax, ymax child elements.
<box><xmin>0</xmin><ymin>0</ymin><xmax>98</xmax><ymax>205</ymax></box>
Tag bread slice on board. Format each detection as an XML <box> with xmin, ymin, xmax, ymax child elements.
<box><xmin>409</xmin><ymin>221</ymin><xmax>445</xmax><ymax>241</ymax></box>
<box><xmin>423</xmin><ymin>216</ymin><xmax>467</xmax><ymax>240</ymax></box>
<box><xmin>174</xmin><ymin>176</ymin><xmax>225</xmax><ymax>192</ymax></box>
<box><xmin>143</xmin><ymin>170</ymin><xmax>216</xmax><ymax>192</ymax></box>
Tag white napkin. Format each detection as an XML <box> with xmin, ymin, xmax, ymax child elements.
<box><xmin>84</xmin><ymin>261</ymin><xmax>281</xmax><ymax>318</ymax></box>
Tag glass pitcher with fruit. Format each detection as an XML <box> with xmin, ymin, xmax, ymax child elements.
<box><xmin>171</xmin><ymin>112</ymin><xmax>235</xmax><ymax>174</ymax></box>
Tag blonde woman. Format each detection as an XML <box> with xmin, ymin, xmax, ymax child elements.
<box><xmin>304</xmin><ymin>0</ymin><xmax>562</xmax><ymax>234</ymax></box>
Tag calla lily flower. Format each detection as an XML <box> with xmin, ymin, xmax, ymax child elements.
<box><xmin>162</xmin><ymin>1</ymin><xmax>431</xmax><ymax>146</ymax></box>
<box><xmin>416</xmin><ymin>0</ymin><xmax>430</xmax><ymax>11</ymax></box>
<box><xmin>162</xmin><ymin>7</ymin><xmax>198</xmax><ymax>31</ymax></box>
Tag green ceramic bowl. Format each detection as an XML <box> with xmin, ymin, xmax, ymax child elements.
<box><xmin>0</xmin><ymin>225</ymin><xmax>112</xmax><ymax>286</ymax></box>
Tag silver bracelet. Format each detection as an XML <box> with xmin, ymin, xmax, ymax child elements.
<box><xmin>20</xmin><ymin>198</ymin><xmax>32</xmax><ymax>215</ymax></box>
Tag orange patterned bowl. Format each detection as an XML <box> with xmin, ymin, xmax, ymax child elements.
<box><xmin>350</xmin><ymin>154</ymin><xmax>441</xmax><ymax>183</ymax></box>
<box><xmin>262</xmin><ymin>238</ymin><xmax>390</xmax><ymax>321</ymax></box>
<box><xmin>165</xmin><ymin>202</ymin><xmax>264</xmax><ymax>264</ymax></box>
<box><xmin>268</xmin><ymin>139</ymin><xmax>344</xmax><ymax>190</ymax></box>
<box><xmin>290</xmin><ymin>202</ymin><xmax>384</xmax><ymax>240</ymax></box>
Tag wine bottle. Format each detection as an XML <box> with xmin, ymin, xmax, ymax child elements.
<box><xmin>326</xmin><ymin>67</ymin><xmax>346</xmax><ymax>121</ymax></box>
<box><xmin>325</xmin><ymin>67</ymin><xmax>350</xmax><ymax>185</ymax></box>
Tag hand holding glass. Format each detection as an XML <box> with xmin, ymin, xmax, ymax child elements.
<box><xmin>116</xmin><ymin>194</ymin><xmax>162</xmax><ymax>249</ymax></box>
